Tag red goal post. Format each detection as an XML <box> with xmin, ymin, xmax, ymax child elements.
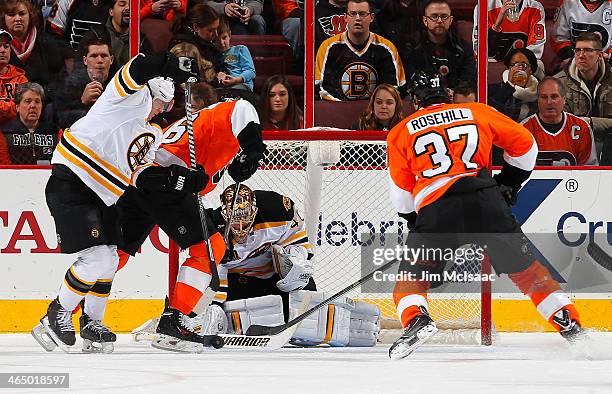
<box><xmin>168</xmin><ymin>130</ymin><xmax>492</xmax><ymax>345</ymax></box>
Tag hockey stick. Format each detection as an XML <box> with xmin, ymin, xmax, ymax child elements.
<box><xmin>184</xmin><ymin>78</ymin><xmax>220</xmax><ymax>294</ymax></box>
<box><xmin>145</xmin><ymin>291</ymin><xmax>312</xmax><ymax>352</ymax></box>
<box><xmin>587</xmin><ymin>241</ymin><xmax>612</xmax><ymax>272</ymax></box>
<box><xmin>245</xmin><ymin>258</ymin><xmax>400</xmax><ymax>336</ymax></box>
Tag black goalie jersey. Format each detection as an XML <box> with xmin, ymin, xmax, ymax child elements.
<box><xmin>214</xmin><ymin>190</ymin><xmax>312</xmax><ymax>302</ymax></box>
<box><xmin>315</xmin><ymin>32</ymin><xmax>406</xmax><ymax>101</ymax></box>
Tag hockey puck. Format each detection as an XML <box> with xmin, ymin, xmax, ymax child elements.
<box><xmin>209</xmin><ymin>336</ymin><xmax>224</xmax><ymax>349</ymax></box>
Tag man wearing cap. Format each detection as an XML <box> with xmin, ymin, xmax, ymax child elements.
<box><xmin>0</xmin><ymin>29</ymin><xmax>28</xmax><ymax>125</ymax></box>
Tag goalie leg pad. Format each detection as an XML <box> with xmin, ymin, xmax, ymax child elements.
<box><xmin>224</xmin><ymin>295</ymin><xmax>285</xmax><ymax>335</ymax></box>
<box><xmin>181</xmin><ymin>304</ymin><xmax>228</xmax><ymax>336</ymax></box>
<box><xmin>289</xmin><ymin>291</ymin><xmax>352</xmax><ymax>347</ymax></box>
<box><xmin>348</xmin><ymin>301</ymin><xmax>381</xmax><ymax>347</ymax></box>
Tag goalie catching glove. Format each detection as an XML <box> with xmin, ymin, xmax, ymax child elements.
<box><xmin>135</xmin><ymin>164</ymin><xmax>208</xmax><ymax>193</ymax></box>
<box><xmin>272</xmin><ymin>244</ymin><xmax>313</xmax><ymax>292</ymax></box>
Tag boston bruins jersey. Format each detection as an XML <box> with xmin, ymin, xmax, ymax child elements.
<box><xmin>551</xmin><ymin>0</ymin><xmax>612</xmax><ymax>58</ymax></box>
<box><xmin>315</xmin><ymin>31</ymin><xmax>406</xmax><ymax>101</ymax></box>
<box><xmin>387</xmin><ymin>102</ymin><xmax>537</xmax><ymax>213</ymax></box>
<box><xmin>473</xmin><ymin>0</ymin><xmax>547</xmax><ymax>60</ymax></box>
<box><xmin>153</xmin><ymin>99</ymin><xmax>260</xmax><ymax>196</ymax></box>
<box><xmin>215</xmin><ymin>191</ymin><xmax>312</xmax><ymax>301</ymax></box>
<box><xmin>51</xmin><ymin>55</ymin><xmax>163</xmax><ymax>206</ymax></box>
<box><xmin>521</xmin><ymin>112</ymin><xmax>598</xmax><ymax>166</ymax></box>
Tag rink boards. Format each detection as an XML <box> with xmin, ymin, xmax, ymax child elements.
<box><xmin>0</xmin><ymin>167</ymin><xmax>611</xmax><ymax>332</ymax></box>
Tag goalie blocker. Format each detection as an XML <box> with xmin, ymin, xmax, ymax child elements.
<box><xmin>223</xmin><ymin>291</ymin><xmax>380</xmax><ymax>347</ymax></box>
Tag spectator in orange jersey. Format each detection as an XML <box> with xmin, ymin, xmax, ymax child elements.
<box><xmin>522</xmin><ymin>77</ymin><xmax>598</xmax><ymax>166</ymax></box>
<box><xmin>258</xmin><ymin>74</ymin><xmax>303</xmax><ymax>130</ymax></box>
<box><xmin>0</xmin><ymin>29</ymin><xmax>28</xmax><ymax>126</ymax></box>
<box><xmin>271</xmin><ymin>0</ymin><xmax>303</xmax><ymax>56</ymax></box>
<box><xmin>473</xmin><ymin>0</ymin><xmax>546</xmax><ymax>65</ymax></box>
<box><xmin>140</xmin><ymin>0</ymin><xmax>186</xmax><ymax>22</ymax></box>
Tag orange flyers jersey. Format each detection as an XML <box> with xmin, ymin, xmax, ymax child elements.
<box><xmin>473</xmin><ymin>0</ymin><xmax>546</xmax><ymax>59</ymax></box>
<box><xmin>521</xmin><ymin>112</ymin><xmax>598</xmax><ymax>166</ymax></box>
<box><xmin>152</xmin><ymin>99</ymin><xmax>260</xmax><ymax>195</ymax></box>
<box><xmin>387</xmin><ymin>102</ymin><xmax>537</xmax><ymax>213</ymax></box>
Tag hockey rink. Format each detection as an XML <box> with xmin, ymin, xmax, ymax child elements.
<box><xmin>1</xmin><ymin>333</ymin><xmax>611</xmax><ymax>393</ymax></box>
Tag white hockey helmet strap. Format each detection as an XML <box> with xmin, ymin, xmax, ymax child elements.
<box><xmin>220</xmin><ymin>184</ymin><xmax>258</xmax><ymax>243</ymax></box>
<box><xmin>147</xmin><ymin>77</ymin><xmax>175</xmax><ymax>104</ymax></box>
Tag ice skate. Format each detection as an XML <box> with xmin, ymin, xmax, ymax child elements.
<box><xmin>388</xmin><ymin>313</ymin><xmax>438</xmax><ymax>360</ymax></box>
<box><xmin>31</xmin><ymin>298</ymin><xmax>76</xmax><ymax>353</ymax></box>
<box><xmin>80</xmin><ymin>313</ymin><xmax>116</xmax><ymax>353</ymax></box>
<box><xmin>152</xmin><ymin>307</ymin><xmax>223</xmax><ymax>353</ymax></box>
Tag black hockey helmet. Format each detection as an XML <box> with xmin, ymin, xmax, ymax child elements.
<box><xmin>409</xmin><ymin>71</ymin><xmax>450</xmax><ymax>107</ymax></box>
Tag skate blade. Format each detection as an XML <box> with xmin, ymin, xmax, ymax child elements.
<box><xmin>151</xmin><ymin>334</ymin><xmax>205</xmax><ymax>353</ymax></box>
<box><xmin>131</xmin><ymin>318</ymin><xmax>160</xmax><ymax>342</ymax></box>
<box><xmin>37</xmin><ymin>317</ymin><xmax>78</xmax><ymax>354</ymax></box>
<box><xmin>31</xmin><ymin>323</ymin><xmax>57</xmax><ymax>352</ymax></box>
<box><xmin>389</xmin><ymin>324</ymin><xmax>439</xmax><ymax>360</ymax></box>
<box><xmin>82</xmin><ymin>339</ymin><xmax>114</xmax><ymax>354</ymax></box>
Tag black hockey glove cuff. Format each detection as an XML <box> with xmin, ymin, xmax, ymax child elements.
<box><xmin>558</xmin><ymin>46</ymin><xmax>574</xmax><ymax>61</ymax></box>
<box><xmin>493</xmin><ymin>172</ymin><xmax>520</xmax><ymax>206</ymax></box>
<box><xmin>237</xmin><ymin>121</ymin><xmax>267</xmax><ymax>154</ymax></box>
<box><xmin>162</xmin><ymin>53</ymin><xmax>200</xmax><ymax>83</ymax></box>
<box><xmin>206</xmin><ymin>207</ymin><xmax>225</xmax><ymax>229</ymax></box>
<box><xmin>135</xmin><ymin>165</ymin><xmax>172</xmax><ymax>191</ymax></box>
<box><xmin>227</xmin><ymin>150</ymin><xmax>265</xmax><ymax>183</ymax></box>
<box><xmin>169</xmin><ymin>164</ymin><xmax>209</xmax><ymax>193</ymax></box>
<box><xmin>399</xmin><ymin>212</ymin><xmax>417</xmax><ymax>231</ymax></box>
<box><xmin>495</xmin><ymin>161</ymin><xmax>531</xmax><ymax>189</ymax></box>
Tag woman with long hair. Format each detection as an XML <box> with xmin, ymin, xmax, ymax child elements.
<box><xmin>354</xmin><ymin>84</ymin><xmax>404</xmax><ymax>131</ymax></box>
<box><xmin>258</xmin><ymin>74</ymin><xmax>303</xmax><ymax>130</ymax></box>
<box><xmin>0</xmin><ymin>0</ymin><xmax>63</xmax><ymax>86</ymax></box>
<box><xmin>169</xmin><ymin>4</ymin><xmax>222</xmax><ymax>78</ymax></box>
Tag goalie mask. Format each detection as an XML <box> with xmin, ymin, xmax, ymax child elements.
<box><xmin>220</xmin><ymin>184</ymin><xmax>258</xmax><ymax>243</ymax></box>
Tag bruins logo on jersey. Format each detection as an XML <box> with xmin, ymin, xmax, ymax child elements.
<box><xmin>127</xmin><ymin>133</ymin><xmax>156</xmax><ymax>171</ymax></box>
<box><xmin>282</xmin><ymin>195</ymin><xmax>292</xmax><ymax>212</ymax></box>
<box><xmin>341</xmin><ymin>62</ymin><xmax>378</xmax><ymax>99</ymax></box>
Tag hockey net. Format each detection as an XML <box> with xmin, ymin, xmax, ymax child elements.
<box><xmin>170</xmin><ymin>130</ymin><xmax>492</xmax><ymax>345</ymax></box>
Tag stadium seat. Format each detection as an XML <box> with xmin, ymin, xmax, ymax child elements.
<box><xmin>141</xmin><ymin>19</ymin><xmax>172</xmax><ymax>53</ymax></box>
<box><xmin>314</xmin><ymin>101</ymin><xmax>368</xmax><ymax>129</ymax></box>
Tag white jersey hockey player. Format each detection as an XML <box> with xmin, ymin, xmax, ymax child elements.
<box><xmin>31</xmin><ymin>52</ymin><xmax>203</xmax><ymax>353</ymax></box>
<box><xmin>193</xmin><ymin>184</ymin><xmax>381</xmax><ymax>347</ymax></box>
<box><xmin>551</xmin><ymin>0</ymin><xmax>612</xmax><ymax>60</ymax></box>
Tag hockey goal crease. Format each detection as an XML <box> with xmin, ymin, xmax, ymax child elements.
<box><xmin>163</xmin><ymin>130</ymin><xmax>493</xmax><ymax>346</ymax></box>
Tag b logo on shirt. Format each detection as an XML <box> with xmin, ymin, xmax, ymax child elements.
<box><xmin>341</xmin><ymin>62</ymin><xmax>378</xmax><ymax>100</ymax></box>
<box><xmin>127</xmin><ymin>133</ymin><xmax>156</xmax><ymax>171</ymax></box>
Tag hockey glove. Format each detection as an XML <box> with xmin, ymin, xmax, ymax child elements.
<box><xmin>162</xmin><ymin>53</ymin><xmax>200</xmax><ymax>83</ymax></box>
<box><xmin>227</xmin><ymin>150</ymin><xmax>265</xmax><ymax>183</ymax></box>
<box><xmin>169</xmin><ymin>164</ymin><xmax>208</xmax><ymax>193</ymax></box>
<box><xmin>494</xmin><ymin>174</ymin><xmax>519</xmax><ymax>206</ymax></box>
<box><xmin>399</xmin><ymin>212</ymin><xmax>417</xmax><ymax>231</ymax></box>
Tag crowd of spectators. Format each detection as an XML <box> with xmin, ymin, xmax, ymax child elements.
<box><xmin>0</xmin><ymin>0</ymin><xmax>611</xmax><ymax>167</ymax></box>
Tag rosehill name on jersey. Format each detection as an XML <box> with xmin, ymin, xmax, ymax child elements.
<box><xmin>407</xmin><ymin>109</ymin><xmax>473</xmax><ymax>134</ymax></box>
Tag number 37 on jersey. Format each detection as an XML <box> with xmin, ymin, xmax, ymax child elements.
<box><xmin>386</xmin><ymin>102</ymin><xmax>537</xmax><ymax>212</ymax></box>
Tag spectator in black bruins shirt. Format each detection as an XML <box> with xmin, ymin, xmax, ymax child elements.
<box><xmin>315</xmin><ymin>0</ymin><xmax>405</xmax><ymax>101</ymax></box>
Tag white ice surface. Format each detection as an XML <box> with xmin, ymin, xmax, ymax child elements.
<box><xmin>0</xmin><ymin>333</ymin><xmax>611</xmax><ymax>394</ymax></box>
